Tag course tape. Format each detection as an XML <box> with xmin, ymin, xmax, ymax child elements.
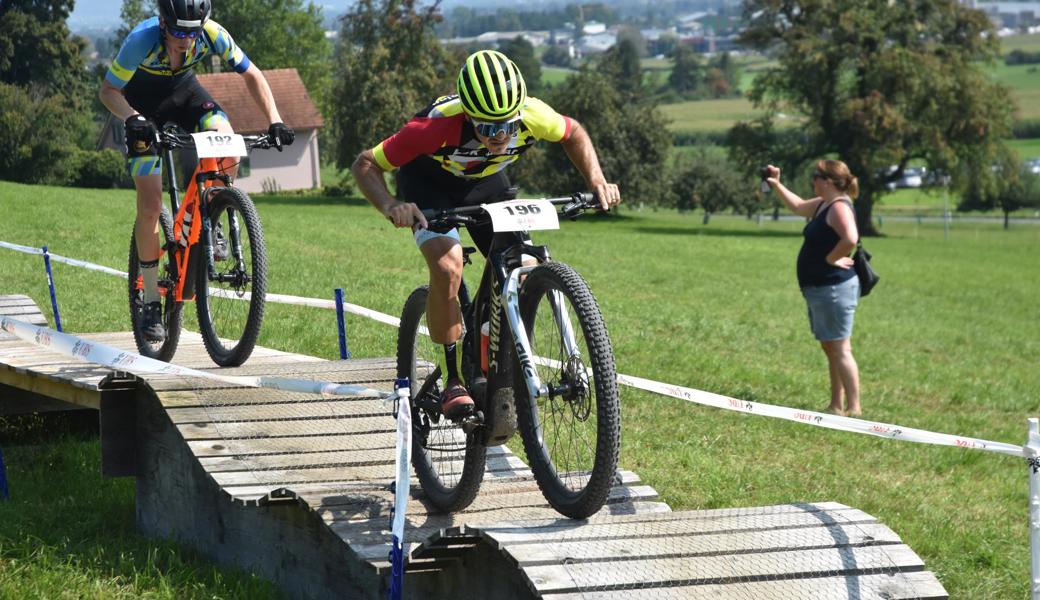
<box><xmin>388</xmin><ymin>379</ymin><xmax>412</xmax><ymax>600</ymax></box>
<box><xmin>2</xmin><ymin>240</ymin><xmax>1024</xmax><ymax>458</ymax></box>
<box><xmin>616</xmin><ymin>373</ymin><xmax>1025</xmax><ymax>458</ymax></box>
<box><xmin>0</xmin><ymin>316</ymin><xmax>389</xmax><ymax>399</ymax></box>
<box><xmin>0</xmin><ymin>241</ymin><xmax>127</xmax><ymax>278</ymax></box>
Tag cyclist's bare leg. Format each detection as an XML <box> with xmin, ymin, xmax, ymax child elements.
<box><xmin>210</xmin><ymin>120</ymin><xmax>240</xmax><ymax>179</ymax></box>
<box><xmin>420</xmin><ymin>236</ymin><xmax>464</xmax><ymax>345</ymax></box>
<box><xmin>134</xmin><ymin>174</ymin><xmax>164</xmax><ymax>303</ymax></box>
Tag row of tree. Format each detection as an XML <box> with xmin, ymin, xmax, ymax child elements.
<box><xmin>2</xmin><ymin>0</ymin><xmax>1037</xmax><ymax>231</ymax></box>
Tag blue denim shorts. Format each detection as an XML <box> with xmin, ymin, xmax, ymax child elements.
<box><xmin>802</xmin><ymin>276</ymin><xmax>860</xmax><ymax>341</ymax></box>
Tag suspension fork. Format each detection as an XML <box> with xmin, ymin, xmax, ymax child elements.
<box><xmin>502</xmin><ymin>265</ymin><xmax>543</xmax><ymax>399</ymax></box>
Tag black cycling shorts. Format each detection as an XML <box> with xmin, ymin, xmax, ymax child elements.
<box><xmin>122</xmin><ymin>74</ymin><xmax>229</xmax><ymax>171</ymax></box>
<box><xmin>395</xmin><ymin>157</ymin><xmax>514</xmax><ymax>255</ymax></box>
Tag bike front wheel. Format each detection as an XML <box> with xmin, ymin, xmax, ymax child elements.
<box><xmin>195</xmin><ymin>186</ymin><xmax>267</xmax><ymax>367</ymax></box>
<box><xmin>397</xmin><ymin>285</ymin><xmax>487</xmax><ymax>513</ymax></box>
<box><xmin>128</xmin><ymin>206</ymin><xmax>183</xmax><ymax>362</ymax></box>
<box><xmin>514</xmin><ymin>261</ymin><xmax>620</xmax><ymax>519</ymax></box>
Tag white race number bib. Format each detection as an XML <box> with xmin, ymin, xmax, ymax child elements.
<box><xmin>191</xmin><ymin>132</ymin><xmax>248</xmax><ymax>158</ymax></box>
<box><xmin>483</xmin><ymin>199</ymin><xmax>559</xmax><ymax>232</ymax></box>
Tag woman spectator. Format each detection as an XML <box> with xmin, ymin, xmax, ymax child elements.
<box><xmin>765</xmin><ymin>160</ymin><xmax>862</xmax><ymax>417</ymax></box>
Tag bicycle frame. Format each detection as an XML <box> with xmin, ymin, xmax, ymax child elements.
<box><xmin>162</xmin><ymin>150</ymin><xmax>231</xmax><ymax>303</ymax></box>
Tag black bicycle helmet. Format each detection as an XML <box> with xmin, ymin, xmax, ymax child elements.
<box><xmin>158</xmin><ymin>0</ymin><xmax>211</xmax><ymax>31</ymax></box>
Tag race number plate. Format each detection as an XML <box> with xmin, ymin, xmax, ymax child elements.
<box><xmin>191</xmin><ymin>132</ymin><xmax>248</xmax><ymax>158</ymax></box>
<box><xmin>484</xmin><ymin>199</ymin><xmax>559</xmax><ymax>232</ymax></box>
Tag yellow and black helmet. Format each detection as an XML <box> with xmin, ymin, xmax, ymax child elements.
<box><xmin>456</xmin><ymin>50</ymin><xmax>527</xmax><ymax>121</ymax></box>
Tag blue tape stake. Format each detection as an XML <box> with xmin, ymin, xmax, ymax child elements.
<box><xmin>388</xmin><ymin>535</ymin><xmax>404</xmax><ymax>600</ymax></box>
<box><xmin>42</xmin><ymin>245</ymin><xmax>62</xmax><ymax>332</ymax></box>
<box><xmin>0</xmin><ymin>448</ymin><xmax>9</xmax><ymax>501</ymax></box>
<box><xmin>334</xmin><ymin>288</ymin><xmax>351</xmax><ymax>359</ymax></box>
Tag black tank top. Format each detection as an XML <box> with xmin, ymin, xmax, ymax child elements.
<box><xmin>797</xmin><ymin>199</ymin><xmax>857</xmax><ymax>288</ymax></box>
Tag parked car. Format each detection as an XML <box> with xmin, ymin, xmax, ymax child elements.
<box><xmin>1027</xmin><ymin>157</ymin><xmax>1040</xmax><ymax>175</ymax></box>
<box><xmin>883</xmin><ymin>165</ymin><xmax>926</xmax><ymax>190</ymax></box>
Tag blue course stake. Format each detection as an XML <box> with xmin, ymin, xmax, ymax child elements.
<box><xmin>42</xmin><ymin>245</ymin><xmax>63</xmax><ymax>332</ymax></box>
<box><xmin>334</xmin><ymin>288</ymin><xmax>351</xmax><ymax>359</ymax></box>
<box><xmin>0</xmin><ymin>447</ymin><xmax>9</xmax><ymax>501</ymax></box>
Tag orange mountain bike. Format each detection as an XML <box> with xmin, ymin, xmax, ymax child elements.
<box><xmin>128</xmin><ymin>125</ymin><xmax>278</xmax><ymax>367</ymax></box>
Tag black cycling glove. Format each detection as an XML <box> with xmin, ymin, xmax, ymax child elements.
<box><xmin>267</xmin><ymin>122</ymin><xmax>295</xmax><ymax>151</ymax></box>
<box><xmin>124</xmin><ymin>114</ymin><xmax>156</xmax><ymax>150</ymax></box>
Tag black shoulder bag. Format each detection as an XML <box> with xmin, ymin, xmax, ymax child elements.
<box><xmin>852</xmin><ymin>242</ymin><xmax>879</xmax><ymax>296</ymax></box>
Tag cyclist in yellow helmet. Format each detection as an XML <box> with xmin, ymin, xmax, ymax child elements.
<box><xmin>353</xmin><ymin>49</ymin><xmax>620</xmax><ymax>417</ymax></box>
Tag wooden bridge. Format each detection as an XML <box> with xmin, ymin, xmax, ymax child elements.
<box><xmin>0</xmin><ymin>295</ymin><xmax>948</xmax><ymax>599</ymax></box>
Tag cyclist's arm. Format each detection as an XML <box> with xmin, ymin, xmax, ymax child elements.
<box><xmin>559</xmin><ymin>120</ymin><xmax>621</xmax><ymax>210</ymax></box>
<box><xmin>240</xmin><ymin>64</ymin><xmax>283</xmax><ymax>125</ymax></box>
<box><xmin>351</xmin><ymin>150</ymin><xmax>427</xmax><ymax>229</ymax></box>
<box><xmin>99</xmin><ymin>80</ymin><xmax>139</xmax><ymax>121</ymax></box>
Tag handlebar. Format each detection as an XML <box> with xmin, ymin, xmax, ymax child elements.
<box><xmin>420</xmin><ymin>192</ymin><xmax>599</xmax><ymax>230</ymax></box>
<box><xmin>154</xmin><ymin>126</ymin><xmax>279</xmax><ymax>151</ymax></box>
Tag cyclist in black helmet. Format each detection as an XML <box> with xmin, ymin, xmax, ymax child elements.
<box><xmin>99</xmin><ymin>0</ymin><xmax>295</xmax><ymax>343</ymax></box>
<box><xmin>353</xmin><ymin>49</ymin><xmax>621</xmax><ymax>418</ymax></box>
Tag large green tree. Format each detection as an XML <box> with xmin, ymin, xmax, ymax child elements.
<box><xmin>213</xmin><ymin>0</ymin><xmax>331</xmax><ymax>107</ymax></box>
<box><xmin>734</xmin><ymin>0</ymin><xmax>1012</xmax><ymax>235</ymax></box>
<box><xmin>331</xmin><ymin>0</ymin><xmax>455</xmax><ymax>169</ymax></box>
<box><xmin>597</xmin><ymin>38</ymin><xmax>643</xmax><ymax>98</ymax></box>
<box><xmin>0</xmin><ymin>0</ymin><xmax>89</xmax><ymax>95</ymax></box>
<box><xmin>511</xmin><ymin>68</ymin><xmax>672</xmax><ymax>205</ymax></box>
<box><xmin>959</xmin><ymin>153</ymin><xmax>1040</xmax><ymax>229</ymax></box>
<box><xmin>667</xmin><ymin>44</ymin><xmax>702</xmax><ymax>96</ymax></box>
<box><xmin>499</xmin><ymin>36</ymin><xmax>542</xmax><ymax>95</ymax></box>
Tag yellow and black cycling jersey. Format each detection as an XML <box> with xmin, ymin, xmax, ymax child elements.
<box><xmin>372</xmin><ymin>94</ymin><xmax>573</xmax><ymax>179</ymax></box>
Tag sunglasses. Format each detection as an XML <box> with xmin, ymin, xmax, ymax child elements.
<box><xmin>811</xmin><ymin>171</ymin><xmax>828</xmax><ymax>182</ymax></box>
<box><xmin>166</xmin><ymin>27</ymin><xmax>200</xmax><ymax>39</ymax></box>
<box><xmin>471</xmin><ymin>117</ymin><xmax>522</xmax><ymax>139</ymax></box>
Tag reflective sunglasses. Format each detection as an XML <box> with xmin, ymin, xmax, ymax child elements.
<box><xmin>470</xmin><ymin>117</ymin><xmax>522</xmax><ymax>139</ymax></box>
<box><xmin>167</xmin><ymin>27</ymin><xmax>201</xmax><ymax>39</ymax></box>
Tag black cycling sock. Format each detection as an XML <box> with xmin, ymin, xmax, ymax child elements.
<box><xmin>443</xmin><ymin>342</ymin><xmax>459</xmax><ymax>381</ymax></box>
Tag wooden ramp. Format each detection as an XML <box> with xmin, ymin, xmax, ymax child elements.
<box><xmin>0</xmin><ymin>295</ymin><xmax>947</xmax><ymax>599</ymax></box>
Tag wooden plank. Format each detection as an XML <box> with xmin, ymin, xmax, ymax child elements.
<box><xmin>197</xmin><ymin>442</ymin><xmax>533</xmax><ymax>473</ymax></box>
<box><xmin>186</xmin><ymin>432</ymin><xmax>397</xmax><ymax>457</ymax></box>
<box><xmin>209</xmin><ymin>451</ymin><xmax>530</xmax><ymax>487</ymax></box>
<box><xmin>327</xmin><ymin>495</ymin><xmax>669</xmax><ymax>549</ymax></box>
<box><xmin>0</xmin><ymin>305</ymin><xmax>48</xmax><ymax>316</ymax></box>
<box><xmin>522</xmin><ymin>545</ymin><xmax>925</xmax><ymax>595</ymax></box>
<box><xmin>0</xmin><ymin>366</ymin><xmax>101</xmax><ymax>409</ymax></box>
<box><xmin>176</xmin><ymin>414</ymin><xmax>392</xmax><ymax>440</ymax></box>
<box><xmin>501</xmin><ymin>522</ymin><xmax>901</xmax><ymax>566</ymax></box>
<box><xmin>476</xmin><ymin>506</ymin><xmax>878</xmax><ymax>546</ymax></box>
<box><xmin>546</xmin><ymin>570</ymin><xmax>947</xmax><ymax>600</ymax></box>
<box><xmin>164</xmin><ymin>397</ymin><xmax>391</xmax><ymax>424</ymax></box>
<box><xmin>159</xmin><ymin>388</ymin><xmax>389</xmax><ymax>409</ymax></box>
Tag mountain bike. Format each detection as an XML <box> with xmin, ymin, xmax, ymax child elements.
<box><xmin>128</xmin><ymin>125</ymin><xmax>278</xmax><ymax>367</ymax></box>
<box><xmin>396</xmin><ymin>192</ymin><xmax>620</xmax><ymax>519</ymax></box>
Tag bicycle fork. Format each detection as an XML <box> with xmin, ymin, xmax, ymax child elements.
<box><xmin>502</xmin><ymin>266</ymin><xmax>582</xmax><ymax>400</ymax></box>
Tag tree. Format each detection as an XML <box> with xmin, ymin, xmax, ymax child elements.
<box><xmin>735</xmin><ymin>0</ymin><xmax>1013</xmax><ymax>235</ymax></box>
<box><xmin>214</xmin><ymin>0</ymin><xmax>331</xmax><ymax>108</ymax></box>
<box><xmin>672</xmin><ymin>150</ymin><xmax>752</xmax><ymax>223</ymax></box>
<box><xmin>667</xmin><ymin>44</ymin><xmax>702</xmax><ymax>96</ymax></box>
<box><xmin>597</xmin><ymin>37</ymin><xmax>642</xmax><ymax>98</ymax></box>
<box><xmin>500</xmin><ymin>36</ymin><xmax>542</xmax><ymax>95</ymax></box>
<box><xmin>331</xmin><ymin>0</ymin><xmax>455</xmax><ymax>169</ymax></box>
<box><xmin>542</xmin><ymin>44</ymin><xmax>572</xmax><ymax>68</ymax></box>
<box><xmin>959</xmin><ymin>154</ymin><xmax>1040</xmax><ymax>229</ymax></box>
<box><xmin>0</xmin><ymin>0</ymin><xmax>90</xmax><ymax>95</ymax></box>
<box><xmin>510</xmin><ymin>69</ymin><xmax>672</xmax><ymax>206</ymax></box>
<box><xmin>114</xmin><ymin>0</ymin><xmax>153</xmax><ymax>48</ymax></box>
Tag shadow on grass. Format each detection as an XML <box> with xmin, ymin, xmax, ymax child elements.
<box><xmin>252</xmin><ymin>194</ymin><xmax>368</xmax><ymax>208</ymax></box>
<box><xmin>635</xmin><ymin>226</ymin><xmax>803</xmax><ymax>239</ymax></box>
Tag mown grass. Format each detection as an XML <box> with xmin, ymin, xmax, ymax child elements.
<box><xmin>0</xmin><ymin>180</ymin><xmax>1038</xmax><ymax>597</ymax></box>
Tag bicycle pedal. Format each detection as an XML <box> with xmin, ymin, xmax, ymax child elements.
<box><xmin>459</xmin><ymin>410</ymin><xmax>484</xmax><ymax>434</ymax></box>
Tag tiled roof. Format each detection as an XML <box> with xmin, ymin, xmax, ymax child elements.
<box><xmin>197</xmin><ymin>68</ymin><xmax>324</xmax><ymax>134</ymax></box>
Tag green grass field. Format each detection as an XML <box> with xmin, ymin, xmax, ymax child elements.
<box><xmin>0</xmin><ymin>181</ymin><xmax>1038</xmax><ymax>597</ymax></box>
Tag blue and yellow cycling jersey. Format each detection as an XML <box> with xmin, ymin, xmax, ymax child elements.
<box><xmin>105</xmin><ymin>17</ymin><xmax>251</xmax><ymax>90</ymax></box>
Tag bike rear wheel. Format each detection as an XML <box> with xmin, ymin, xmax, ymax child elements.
<box><xmin>195</xmin><ymin>186</ymin><xmax>267</xmax><ymax>367</ymax></box>
<box><xmin>128</xmin><ymin>207</ymin><xmax>183</xmax><ymax>362</ymax></box>
<box><xmin>514</xmin><ymin>261</ymin><xmax>620</xmax><ymax>519</ymax></box>
<box><xmin>397</xmin><ymin>286</ymin><xmax>486</xmax><ymax>513</ymax></box>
